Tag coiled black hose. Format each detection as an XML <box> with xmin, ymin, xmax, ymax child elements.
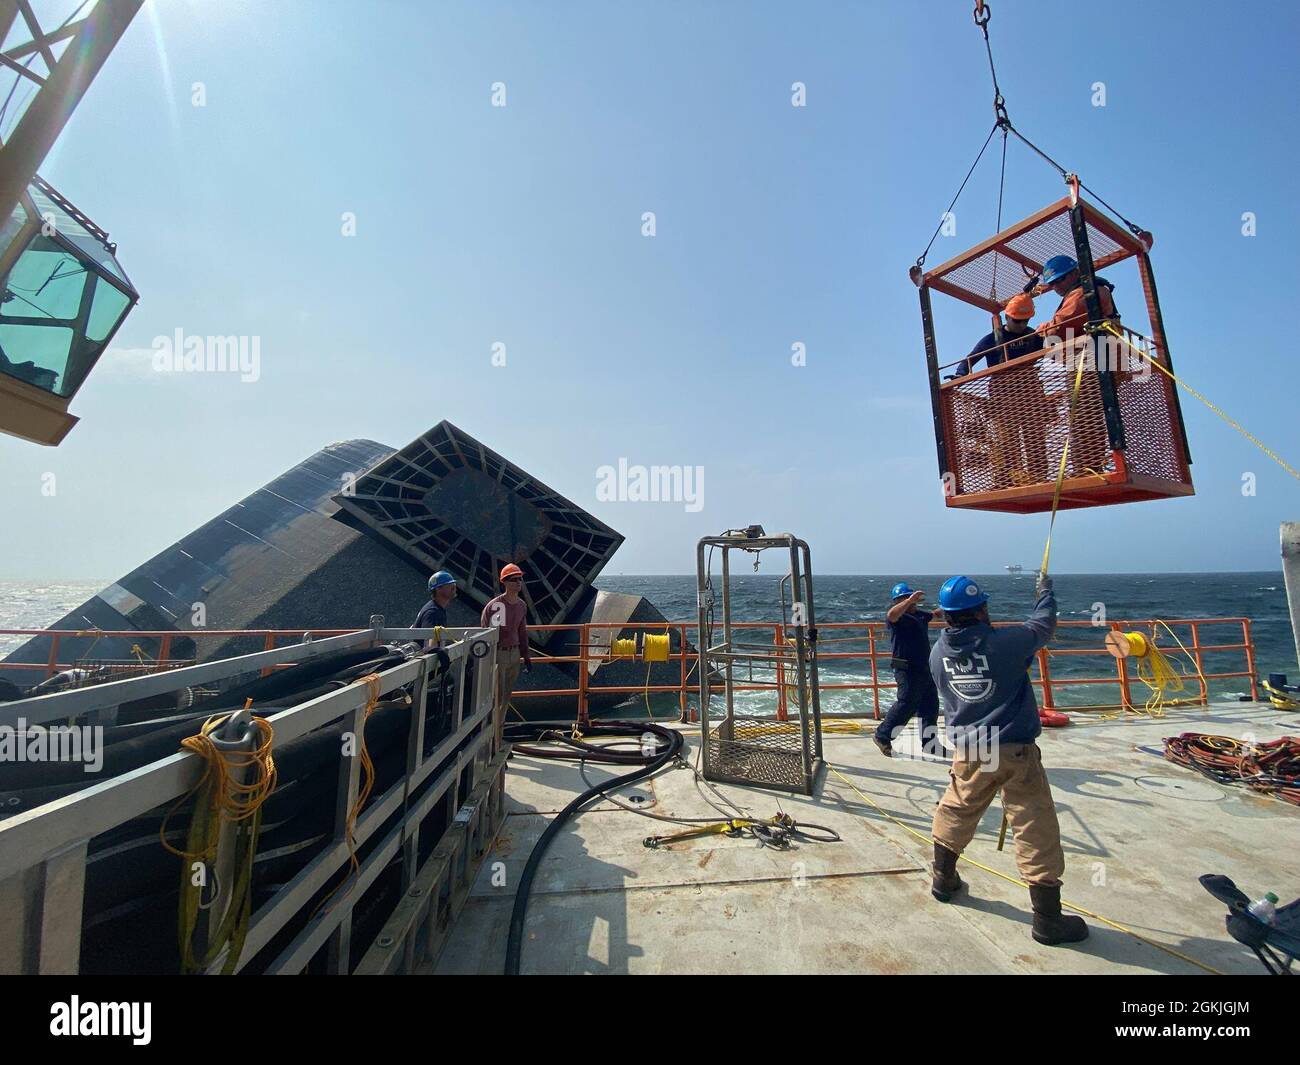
<box><xmin>501</xmin><ymin>720</ymin><xmax>684</xmax><ymax>975</ymax></box>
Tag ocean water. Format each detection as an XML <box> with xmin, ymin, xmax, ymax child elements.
<box><xmin>596</xmin><ymin>572</ymin><xmax>1298</xmax><ymax>712</ymax></box>
<box><xmin>2</xmin><ymin>574</ymin><xmax>1296</xmax><ymax>711</ymax></box>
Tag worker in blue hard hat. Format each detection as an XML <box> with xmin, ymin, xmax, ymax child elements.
<box><xmin>413</xmin><ymin>570</ymin><xmax>457</xmax><ymax>647</ymax></box>
<box><xmin>1036</xmin><ymin>254</ymin><xmax>1120</xmax><ymax>343</ymax></box>
<box><xmin>926</xmin><ymin>572</ymin><xmax>1089</xmax><ymax>947</ymax></box>
<box><xmin>874</xmin><ymin>582</ymin><xmax>942</xmax><ymax>759</ymax></box>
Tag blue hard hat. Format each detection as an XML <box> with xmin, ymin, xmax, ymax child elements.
<box><xmin>1041</xmin><ymin>255</ymin><xmax>1078</xmax><ymax>285</ymax></box>
<box><xmin>890</xmin><ymin>582</ymin><xmax>914</xmax><ymax>600</ymax></box>
<box><xmin>938</xmin><ymin>575</ymin><xmax>988</xmax><ymax>611</ymax></box>
<box><xmin>428</xmin><ymin>570</ymin><xmax>456</xmax><ymax>591</ymax></box>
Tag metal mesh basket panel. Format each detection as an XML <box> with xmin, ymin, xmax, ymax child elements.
<box><xmin>941</xmin><ymin>344</ymin><xmax>1116</xmax><ymax>496</ymax></box>
<box><xmin>937</xmin><ymin>210</ymin><xmax>1125</xmax><ymax>308</ymax></box>
<box><xmin>1112</xmin><ymin>348</ymin><xmax>1189</xmax><ymax>484</ymax></box>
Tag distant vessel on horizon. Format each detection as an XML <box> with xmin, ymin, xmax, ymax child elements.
<box><xmin>1006</xmin><ymin>564</ymin><xmax>1024</xmax><ymax>574</ymax></box>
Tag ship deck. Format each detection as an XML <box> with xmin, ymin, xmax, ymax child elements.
<box><xmin>436</xmin><ymin>701</ymin><xmax>1299</xmax><ymax>975</ymax></box>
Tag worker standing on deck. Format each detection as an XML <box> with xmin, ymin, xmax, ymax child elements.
<box><xmin>874</xmin><ymin>583</ymin><xmax>942</xmax><ymax>758</ymax></box>
<box><xmin>927</xmin><ymin>574</ymin><xmax>1088</xmax><ymax>946</ymax></box>
<box><xmin>482</xmin><ymin>563</ymin><xmax>532</xmax><ymax>741</ymax></box>
<box><xmin>413</xmin><ymin>571</ymin><xmax>457</xmax><ymax>648</ymax></box>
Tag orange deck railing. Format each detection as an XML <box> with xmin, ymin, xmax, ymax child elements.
<box><xmin>0</xmin><ymin>616</ymin><xmax>1258</xmax><ymax>723</ymax></box>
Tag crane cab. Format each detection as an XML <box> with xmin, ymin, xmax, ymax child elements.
<box><xmin>914</xmin><ymin>194</ymin><xmax>1193</xmax><ymax>514</ymax></box>
<box><xmin>0</xmin><ymin>177</ymin><xmax>138</xmax><ymax>446</ymax></box>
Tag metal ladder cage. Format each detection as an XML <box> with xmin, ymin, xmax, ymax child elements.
<box><xmin>916</xmin><ymin>194</ymin><xmax>1194</xmax><ymax>514</ymax></box>
<box><xmin>695</xmin><ymin>531</ymin><xmax>824</xmax><ymax>794</ymax></box>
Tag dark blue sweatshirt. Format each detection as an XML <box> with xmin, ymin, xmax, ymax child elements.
<box><xmin>929</xmin><ymin>590</ymin><xmax>1057</xmax><ymax>751</ymax></box>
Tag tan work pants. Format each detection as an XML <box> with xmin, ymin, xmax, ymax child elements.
<box><xmin>931</xmin><ymin>741</ymin><xmax>1066</xmax><ymax>886</ymax></box>
<box><xmin>494</xmin><ymin>646</ymin><xmax>522</xmax><ymax>743</ymax></box>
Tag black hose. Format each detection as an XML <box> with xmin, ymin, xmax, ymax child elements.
<box><xmin>501</xmin><ymin>720</ymin><xmax>684</xmax><ymax>975</ymax></box>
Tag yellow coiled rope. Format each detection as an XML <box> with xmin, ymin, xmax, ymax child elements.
<box><xmin>160</xmin><ymin>706</ymin><xmax>277</xmax><ymax>974</ymax></box>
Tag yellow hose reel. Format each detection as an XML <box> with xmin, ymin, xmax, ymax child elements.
<box><xmin>609</xmin><ymin>632</ymin><xmax>670</xmax><ymax>662</ymax></box>
<box><xmin>1104</xmin><ymin>629</ymin><xmax>1184</xmax><ymax>712</ymax></box>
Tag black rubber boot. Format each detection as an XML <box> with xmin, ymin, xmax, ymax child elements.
<box><xmin>873</xmin><ymin>735</ymin><xmax>893</xmax><ymax>758</ymax></box>
<box><xmin>1029</xmin><ymin>884</ymin><xmax>1089</xmax><ymax>945</ymax></box>
<box><xmin>931</xmin><ymin>842</ymin><xmax>965</xmax><ymax>902</ymax></box>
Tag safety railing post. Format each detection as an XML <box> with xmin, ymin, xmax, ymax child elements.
<box><xmin>260</xmin><ymin>632</ymin><xmax>276</xmax><ymax>678</ymax></box>
<box><xmin>402</xmin><ymin>656</ymin><xmax>430</xmax><ymax>890</ymax></box>
<box><xmin>1038</xmin><ymin>648</ymin><xmax>1055</xmax><ymax>711</ymax></box>
<box><xmin>326</xmin><ymin>698</ymin><xmax>366</xmax><ymax>974</ymax></box>
<box><xmin>158</xmin><ymin>633</ymin><xmax>172</xmax><ymax>670</ymax></box>
<box><xmin>1243</xmin><ymin>618</ymin><xmax>1259</xmax><ymax>701</ymax></box>
<box><xmin>45</xmin><ymin>632</ymin><xmax>60</xmax><ymax>678</ymax></box>
<box><xmin>868</xmin><ymin>624</ymin><xmax>880</xmax><ymax>720</ymax></box>
<box><xmin>677</xmin><ymin>624</ymin><xmax>688</xmax><ymax>722</ymax></box>
<box><xmin>576</xmin><ymin>624</ymin><xmax>590</xmax><ymax>730</ymax></box>
<box><xmin>1189</xmin><ymin>621</ymin><xmax>1208</xmax><ymax>703</ymax></box>
<box><xmin>1111</xmin><ymin>622</ymin><xmax>1134</xmax><ymax>712</ymax></box>
<box><xmin>774</xmin><ymin>624</ymin><xmax>788</xmax><ymax>722</ymax></box>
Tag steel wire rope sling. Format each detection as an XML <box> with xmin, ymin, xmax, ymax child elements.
<box><xmin>913</xmin><ymin>2</ymin><xmax>1171</xmax><ymax>587</ymax></box>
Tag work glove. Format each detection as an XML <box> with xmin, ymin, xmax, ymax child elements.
<box><xmin>1035</xmin><ymin>572</ymin><xmax>1053</xmax><ymax>597</ymax></box>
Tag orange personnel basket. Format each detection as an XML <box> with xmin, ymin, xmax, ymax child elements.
<box><xmin>913</xmin><ymin>194</ymin><xmax>1194</xmax><ymax>514</ymax></box>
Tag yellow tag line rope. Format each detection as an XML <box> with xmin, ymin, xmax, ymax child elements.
<box><xmin>1039</xmin><ymin>338</ymin><xmax>1090</xmax><ymax>579</ymax></box>
<box><xmin>1102</xmin><ymin>323</ymin><xmax>1300</xmax><ymax>483</ymax></box>
<box><xmin>825</xmin><ymin>763</ymin><xmax>1223</xmax><ymax>975</ymax></box>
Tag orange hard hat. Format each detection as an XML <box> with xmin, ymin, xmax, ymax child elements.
<box><xmin>499</xmin><ymin>563</ymin><xmax>524</xmax><ymax>581</ymax></box>
<box><xmin>1004</xmin><ymin>293</ymin><xmax>1035</xmax><ymax>320</ymax></box>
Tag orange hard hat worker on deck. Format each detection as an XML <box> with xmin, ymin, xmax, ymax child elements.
<box><xmin>483</xmin><ymin>563</ymin><xmax>531</xmax><ymax>741</ymax></box>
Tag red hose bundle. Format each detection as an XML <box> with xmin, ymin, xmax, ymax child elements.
<box><xmin>1163</xmin><ymin>733</ymin><xmax>1300</xmax><ymax>806</ymax></box>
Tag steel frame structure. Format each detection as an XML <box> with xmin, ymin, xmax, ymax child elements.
<box><xmin>916</xmin><ymin>194</ymin><xmax>1194</xmax><ymax>513</ymax></box>
<box><xmin>695</xmin><ymin>530</ymin><xmax>824</xmax><ymax>794</ymax></box>
<box><xmin>0</xmin><ymin>618</ymin><xmax>504</xmax><ymax>975</ymax></box>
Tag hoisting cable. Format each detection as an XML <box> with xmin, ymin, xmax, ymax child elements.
<box><xmin>918</xmin><ymin>0</ymin><xmax>1149</xmax><ymax>256</ymax></box>
<box><xmin>972</xmin><ymin>0</ymin><xmax>1008</xmax><ymax>127</ymax></box>
<box><xmin>914</xmin><ymin>122</ymin><xmax>1000</xmax><ymax>273</ymax></box>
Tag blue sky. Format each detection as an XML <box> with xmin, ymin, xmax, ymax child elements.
<box><xmin>2</xmin><ymin>0</ymin><xmax>1298</xmax><ymax>578</ymax></box>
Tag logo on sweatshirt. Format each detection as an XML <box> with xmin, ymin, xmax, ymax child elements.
<box><xmin>942</xmin><ymin>653</ymin><xmax>994</xmax><ymax>701</ymax></box>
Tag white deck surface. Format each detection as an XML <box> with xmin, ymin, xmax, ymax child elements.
<box><xmin>436</xmin><ymin>702</ymin><xmax>1298</xmax><ymax>974</ymax></box>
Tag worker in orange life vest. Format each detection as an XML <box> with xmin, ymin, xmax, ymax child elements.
<box><xmin>1036</xmin><ymin>255</ymin><xmax>1123</xmax><ymax>477</ymax></box>
<box><xmin>1036</xmin><ymin>255</ymin><xmax>1120</xmax><ymax>343</ymax></box>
